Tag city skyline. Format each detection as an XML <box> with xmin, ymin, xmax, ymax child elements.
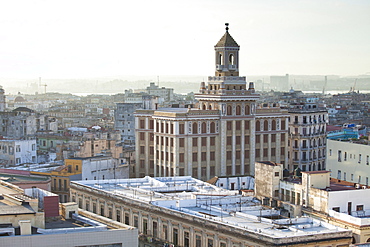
<box><xmin>0</xmin><ymin>0</ymin><xmax>369</xmax><ymax>80</ymax></box>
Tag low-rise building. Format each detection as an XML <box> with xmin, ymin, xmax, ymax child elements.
<box><xmin>327</xmin><ymin>139</ymin><xmax>370</xmax><ymax>185</ymax></box>
<box><xmin>0</xmin><ymin>181</ymin><xmax>137</xmax><ymax>247</ymax></box>
<box><xmin>254</xmin><ymin>161</ymin><xmax>370</xmax><ymax>244</ymax></box>
<box><xmin>0</xmin><ymin>139</ymin><xmax>37</xmax><ymax>166</ymax></box>
<box><xmin>70</xmin><ymin>176</ymin><xmax>352</xmax><ymax>246</ymax></box>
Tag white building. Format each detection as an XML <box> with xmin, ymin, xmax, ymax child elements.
<box><xmin>70</xmin><ymin>175</ymin><xmax>352</xmax><ymax>247</ymax></box>
<box><xmin>254</xmin><ymin>161</ymin><xmax>370</xmax><ymax>244</ymax></box>
<box><xmin>80</xmin><ymin>156</ymin><xmax>129</xmax><ymax>180</ymax></box>
<box><xmin>327</xmin><ymin>139</ymin><xmax>370</xmax><ymax>185</ymax></box>
<box><xmin>0</xmin><ymin>139</ymin><xmax>37</xmax><ymax>166</ymax></box>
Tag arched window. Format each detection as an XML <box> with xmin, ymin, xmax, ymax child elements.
<box><xmin>203</xmin><ymin>104</ymin><xmax>206</xmax><ymax>110</ymax></box>
<box><xmin>229</xmin><ymin>54</ymin><xmax>234</xmax><ymax>65</ymax></box>
<box><xmin>201</xmin><ymin>122</ymin><xmax>207</xmax><ymax>133</ymax></box>
<box><xmin>208</xmin><ymin>105</ymin><xmax>212</xmax><ymax>110</ymax></box>
<box><xmin>256</xmin><ymin>120</ymin><xmax>260</xmax><ymax>131</ymax></box>
<box><xmin>264</xmin><ymin>120</ymin><xmax>268</xmax><ymax>131</ymax></box>
<box><xmin>192</xmin><ymin>122</ymin><xmax>198</xmax><ymax>134</ymax></box>
<box><xmin>236</xmin><ymin>105</ymin><xmax>241</xmax><ymax>115</ymax></box>
<box><xmin>245</xmin><ymin>105</ymin><xmax>250</xmax><ymax>115</ymax></box>
<box><xmin>219</xmin><ymin>54</ymin><xmax>223</xmax><ymax>65</ymax></box>
<box><xmin>210</xmin><ymin>122</ymin><xmax>215</xmax><ymax>133</ymax></box>
<box><xmin>271</xmin><ymin>120</ymin><xmax>276</xmax><ymax>130</ymax></box>
<box><xmin>227</xmin><ymin>105</ymin><xmax>232</xmax><ymax>115</ymax></box>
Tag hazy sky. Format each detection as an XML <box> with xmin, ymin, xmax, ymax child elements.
<box><xmin>0</xmin><ymin>0</ymin><xmax>369</xmax><ymax>79</ymax></box>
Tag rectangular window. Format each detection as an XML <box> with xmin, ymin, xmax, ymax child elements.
<box><xmin>184</xmin><ymin>232</ymin><xmax>190</xmax><ymax>247</ymax></box>
<box><xmin>192</xmin><ymin>153</ymin><xmax>198</xmax><ymax>162</ymax></box>
<box><xmin>116</xmin><ymin>210</ymin><xmax>121</xmax><ymax>222</ymax></box>
<box><xmin>196</xmin><ymin>235</ymin><xmax>201</xmax><ymax>247</ymax></box>
<box><xmin>201</xmin><ymin>152</ymin><xmax>207</xmax><ymax>161</ymax></box>
<box><xmin>163</xmin><ymin>225</ymin><xmax>168</xmax><ymax>240</ymax></box>
<box><xmin>227</xmin><ymin>136</ymin><xmax>232</xmax><ymax>145</ymax></box>
<box><xmin>227</xmin><ymin>121</ymin><xmax>232</xmax><ymax>130</ymax></box>
<box><xmin>210</xmin><ymin>152</ymin><xmax>215</xmax><ymax>161</ymax></box>
<box><xmin>245</xmin><ymin>120</ymin><xmax>250</xmax><ymax>130</ymax></box>
<box><xmin>256</xmin><ymin>135</ymin><xmax>260</xmax><ymax>143</ymax></box>
<box><xmin>179</xmin><ymin>153</ymin><xmax>184</xmax><ymax>162</ymax></box>
<box><xmin>179</xmin><ymin>138</ymin><xmax>185</xmax><ymax>147</ymax></box>
<box><xmin>210</xmin><ymin>137</ymin><xmax>215</xmax><ymax>146</ymax></box>
<box><xmin>226</xmin><ymin>151</ymin><xmax>232</xmax><ymax>160</ymax></box>
<box><xmin>193</xmin><ymin>137</ymin><xmax>198</xmax><ymax>147</ymax></box>
<box><xmin>338</xmin><ymin>150</ymin><xmax>342</xmax><ymax>162</ymax></box>
<box><xmin>173</xmin><ymin>228</ymin><xmax>178</xmax><ymax>245</ymax></box>
<box><xmin>271</xmin><ymin>134</ymin><xmax>276</xmax><ymax>142</ymax></box>
<box><xmin>236</xmin><ymin>136</ymin><xmax>241</xmax><ymax>145</ymax></box>
<box><xmin>179</xmin><ymin>124</ymin><xmax>185</xmax><ymax>134</ymax></box>
<box><xmin>201</xmin><ymin>137</ymin><xmax>207</xmax><ymax>146</ymax></box>
<box><xmin>140</xmin><ymin>119</ymin><xmax>145</xmax><ymax>128</ymax></box>
<box><xmin>235</xmin><ymin>121</ymin><xmax>241</xmax><ymax>130</ymax></box>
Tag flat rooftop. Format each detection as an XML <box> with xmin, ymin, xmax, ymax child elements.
<box><xmin>73</xmin><ymin>176</ymin><xmax>350</xmax><ymax>240</ymax></box>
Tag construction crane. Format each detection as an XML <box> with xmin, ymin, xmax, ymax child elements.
<box><xmin>322</xmin><ymin>76</ymin><xmax>327</xmax><ymax>94</ymax></box>
<box><xmin>349</xmin><ymin>78</ymin><xmax>358</xmax><ymax>93</ymax></box>
<box><xmin>39</xmin><ymin>77</ymin><xmax>47</xmax><ymax>94</ymax></box>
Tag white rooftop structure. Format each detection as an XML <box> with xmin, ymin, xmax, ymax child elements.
<box><xmin>73</xmin><ymin>176</ymin><xmax>352</xmax><ymax>244</ymax></box>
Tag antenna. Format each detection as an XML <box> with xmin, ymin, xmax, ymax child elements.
<box><xmin>157</xmin><ymin>76</ymin><xmax>160</xmax><ymax>87</ymax></box>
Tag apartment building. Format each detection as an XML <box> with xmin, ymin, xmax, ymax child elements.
<box><xmin>288</xmin><ymin>101</ymin><xmax>328</xmax><ymax>172</ymax></box>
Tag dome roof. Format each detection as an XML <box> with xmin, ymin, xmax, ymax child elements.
<box><xmin>14</xmin><ymin>96</ymin><xmax>26</xmax><ymax>102</ymax></box>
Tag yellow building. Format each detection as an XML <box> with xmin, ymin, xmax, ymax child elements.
<box><xmin>31</xmin><ymin>159</ymin><xmax>82</xmax><ymax>202</ymax></box>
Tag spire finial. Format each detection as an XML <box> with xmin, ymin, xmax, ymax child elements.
<box><xmin>225</xmin><ymin>23</ymin><xmax>229</xmax><ymax>31</ymax></box>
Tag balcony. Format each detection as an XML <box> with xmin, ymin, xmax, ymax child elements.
<box><xmin>229</xmin><ymin>64</ymin><xmax>237</xmax><ymax>70</ymax></box>
<box><xmin>216</xmin><ymin>65</ymin><xmax>224</xmax><ymax>71</ymax></box>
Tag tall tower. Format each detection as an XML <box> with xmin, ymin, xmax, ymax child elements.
<box><xmin>196</xmin><ymin>23</ymin><xmax>259</xmax><ymax>176</ymax></box>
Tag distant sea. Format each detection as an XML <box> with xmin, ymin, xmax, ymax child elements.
<box><xmin>72</xmin><ymin>90</ymin><xmax>370</xmax><ymax>97</ymax></box>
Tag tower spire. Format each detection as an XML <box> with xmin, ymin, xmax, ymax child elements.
<box><xmin>225</xmin><ymin>23</ymin><xmax>229</xmax><ymax>32</ymax></box>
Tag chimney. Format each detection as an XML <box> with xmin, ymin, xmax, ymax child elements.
<box><xmin>19</xmin><ymin>220</ymin><xmax>32</xmax><ymax>235</ymax></box>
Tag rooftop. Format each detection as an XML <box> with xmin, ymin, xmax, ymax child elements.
<box><xmin>72</xmin><ymin>176</ymin><xmax>351</xmax><ymax>242</ymax></box>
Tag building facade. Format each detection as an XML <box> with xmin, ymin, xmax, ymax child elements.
<box><xmin>254</xmin><ymin>161</ymin><xmax>370</xmax><ymax>244</ymax></box>
<box><xmin>0</xmin><ymin>139</ymin><xmax>37</xmax><ymax>166</ymax></box>
<box><xmin>70</xmin><ymin>176</ymin><xmax>352</xmax><ymax>247</ymax></box>
<box><xmin>135</xmin><ymin>25</ymin><xmax>289</xmax><ymax>180</ymax></box>
<box><xmin>288</xmin><ymin>101</ymin><xmax>328</xmax><ymax>172</ymax></box>
<box><xmin>327</xmin><ymin>139</ymin><xmax>370</xmax><ymax>185</ymax></box>
<box><xmin>114</xmin><ymin>103</ymin><xmax>142</xmax><ymax>145</ymax></box>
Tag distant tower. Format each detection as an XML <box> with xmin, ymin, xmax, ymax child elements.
<box><xmin>0</xmin><ymin>86</ymin><xmax>5</xmax><ymax>111</ymax></box>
